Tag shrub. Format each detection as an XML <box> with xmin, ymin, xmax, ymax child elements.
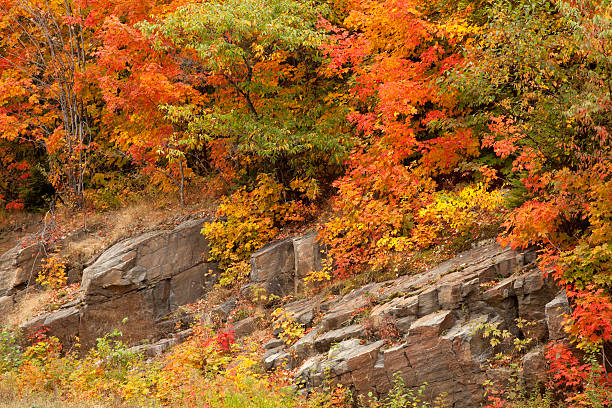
<box><xmin>363</xmin><ymin>373</ymin><xmax>449</xmax><ymax>408</ymax></box>
<box><xmin>36</xmin><ymin>254</ymin><xmax>68</xmax><ymax>289</ymax></box>
<box><xmin>202</xmin><ymin>174</ymin><xmax>316</xmax><ymax>287</ymax></box>
<box><xmin>0</xmin><ymin>327</ymin><xmax>23</xmax><ymax>373</ymax></box>
<box><xmin>321</xmin><ymin>182</ymin><xmax>505</xmax><ymax>279</ymax></box>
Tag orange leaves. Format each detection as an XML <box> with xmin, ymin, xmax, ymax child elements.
<box><xmin>344</xmin><ymin>0</ymin><xmax>430</xmax><ymax>56</ymax></box>
<box><xmin>45</xmin><ymin>127</ymin><xmax>66</xmax><ymax>155</ymax></box>
<box><xmin>94</xmin><ymin>14</ymin><xmax>194</xmax><ymax>115</ymax></box>
<box><xmin>419</xmin><ymin>128</ymin><xmax>479</xmax><ymax>175</ymax></box>
<box><xmin>483</xmin><ymin>116</ymin><xmax>522</xmax><ymax>159</ymax></box>
<box><xmin>545</xmin><ymin>341</ymin><xmax>612</xmax><ymax>406</ymax></box>
<box><xmin>500</xmin><ymin>199</ymin><xmax>561</xmax><ymax>249</ymax></box>
<box><xmin>318</xmin><ymin>0</ymin><xmax>484</xmax><ymax>279</ymax></box>
<box><xmin>565</xmin><ymin>287</ymin><xmax>612</xmax><ymax>346</ymax></box>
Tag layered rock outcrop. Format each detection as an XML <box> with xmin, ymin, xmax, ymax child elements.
<box><xmin>0</xmin><ymin>237</ymin><xmax>43</xmax><ymax>297</ymax></box>
<box><xmin>1</xmin><ymin>221</ymin><xmax>569</xmax><ymax>406</ymax></box>
<box><xmin>22</xmin><ymin>219</ymin><xmax>218</xmax><ymax>348</ymax></box>
<box><xmin>247</xmin><ymin>230</ymin><xmax>325</xmax><ymax>299</ymax></box>
<box><xmin>259</xmin><ymin>244</ymin><xmax>565</xmax><ymax>407</ymax></box>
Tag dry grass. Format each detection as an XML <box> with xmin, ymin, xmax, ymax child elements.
<box><xmin>0</xmin><ymin>376</ymin><xmax>118</xmax><ymax>408</ymax></box>
<box><xmin>64</xmin><ymin>235</ymin><xmax>106</xmax><ymax>265</ymax></box>
<box><xmin>0</xmin><ymin>182</ymin><xmax>222</xmax><ymax>328</ymax></box>
<box><xmin>103</xmin><ymin>201</ymin><xmax>165</xmax><ymax>244</ymax></box>
<box><xmin>61</xmin><ymin>186</ymin><xmax>219</xmax><ymax>262</ymax></box>
<box><xmin>0</xmin><ymin>395</ymin><xmax>106</xmax><ymax>408</ymax></box>
<box><xmin>0</xmin><ymin>211</ymin><xmax>43</xmax><ymax>254</ymax></box>
<box><xmin>3</xmin><ymin>290</ymin><xmax>52</xmax><ymax>326</ymax></box>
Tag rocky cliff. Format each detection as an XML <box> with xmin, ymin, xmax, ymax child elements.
<box><xmin>10</xmin><ymin>219</ymin><xmax>218</xmax><ymax>348</ymax></box>
<box><xmin>0</xmin><ymin>223</ymin><xmax>568</xmax><ymax>406</ymax></box>
<box><xmin>252</xmin><ymin>243</ymin><xmax>567</xmax><ymax>407</ymax></box>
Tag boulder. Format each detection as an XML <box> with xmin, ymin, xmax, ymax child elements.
<box><xmin>370</xmin><ymin>296</ymin><xmax>418</xmax><ymax>328</ymax></box>
<box><xmin>382</xmin><ymin>343</ymin><xmax>411</xmax><ymax>375</ymax></box>
<box><xmin>295</xmin><ymin>355</ymin><xmax>325</xmax><ymax>388</ymax></box>
<box><xmin>441</xmin><ymin>315</ymin><xmax>494</xmax><ymax>364</ymax></box>
<box><xmin>249</xmin><ymin>231</ymin><xmax>326</xmax><ymax>299</ymax></box>
<box><xmin>515</xmin><ymin>270</ymin><xmax>558</xmax><ymax>341</ymax></box>
<box><xmin>233</xmin><ymin>316</ymin><xmax>260</xmax><ymax>338</ymax></box>
<box><xmin>264</xmin><ymin>338</ymin><xmax>285</xmax><ymax>350</ymax></box>
<box><xmin>208</xmin><ymin>297</ymin><xmax>237</xmax><ymax>324</ymax></box>
<box><xmin>483</xmin><ymin>277</ymin><xmax>516</xmax><ymax>303</ymax></box>
<box><xmin>320</xmin><ymin>309</ymin><xmax>354</xmax><ymax>332</ymax></box>
<box><xmin>0</xmin><ymin>238</ymin><xmax>43</xmax><ymax>296</ymax></box>
<box><xmin>394</xmin><ymin>315</ymin><xmax>417</xmax><ymax>333</ymax></box>
<box><xmin>328</xmin><ymin>339</ymin><xmax>385</xmax><ymax>393</ymax></box>
<box><xmin>438</xmin><ymin>282</ymin><xmax>463</xmax><ymax>309</ymax></box>
<box><xmin>417</xmin><ymin>288</ymin><xmax>439</xmax><ymax>316</ymax></box>
<box><xmin>314</xmin><ymin>324</ymin><xmax>364</xmax><ymax>353</ymax></box>
<box><xmin>283</xmin><ymin>243</ymin><xmax>555</xmax><ymax>408</ymax></box>
<box><xmin>291</xmin><ymin>328</ymin><xmax>319</xmax><ymax>361</ymax></box>
<box><xmin>250</xmin><ymin>238</ymin><xmax>295</xmax><ymax>299</ymax></box>
<box><xmin>263</xmin><ymin>347</ymin><xmax>293</xmax><ymax>370</ymax></box>
<box><xmin>408</xmin><ymin>310</ymin><xmax>455</xmax><ymax>338</ymax></box>
<box><xmin>79</xmin><ymin>290</ymin><xmax>158</xmax><ymax>347</ymax></box>
<box><xmin>22</xmin><ymin>306</ymin><xmax>80</xmax><ymax>347</ymax></box>
<box><xmin>545</xmin><ymin>291</ymin><xmax>569</xmax><ymax>340</ymax></box>
<box><xmin>27</xmin><ymin>219</ymin><xmax>218</xmax><ymax>349</ymax></box>
<box><xmin>277</xmin><ymin>295</ymin><xmax>331</xmax><ymax>328</ymax></box>
<box><xmin>0</xmin><ymin>295</ymin><xmax>13</xmax><ymax>317</ymax></box>
<box><xmin>521</xmin><ymin>346</ymin><xmax>547</xmax><ymax>385</ymax></box>
<box><xmin>82</xmin><ymin>219</ymin><xmax>212</xmax><ymax>301</ymax></box>
<box><xmin>128</xmin><ymin>329</ymin><xmax>192</xmax><ymax>358</ymax></box>
<box><xmin>293</xmin><ymin>231</ymin><xmax>324</xmax><ymax>284</ymax></box>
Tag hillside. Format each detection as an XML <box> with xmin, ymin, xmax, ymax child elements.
<box><xmin>0</xmin><ymin>0</ymin><xmax>610</xmax><ymax>407</ymax></box>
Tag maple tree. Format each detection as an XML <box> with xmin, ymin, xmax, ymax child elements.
<box><xmin>0</xmin><ymin>0</ymin><xmax>610</xmax><ymax>404</ymax></box>
<box><xmin>0</xmin><ymin>0</ymin><xmax>94</xmax><ymax>206</ymax></box>
<box><xmin>318</xmin><ymin>0</ymin><xmax>488</xmax><ymax>277</ymax></box>
<box><xmin>85</xmin><ymin>0</ymin><xmax>203</xmax><ymax>205</ymax></box>
<box><xmin>140</xmin><ymin>0</ymin><xmax>351</xmax><ymax>189</ymax></box>
<box><xmin>449</xmin><ymin>0</ymin><xmax>612</xmax><ymax>404</ymax></box>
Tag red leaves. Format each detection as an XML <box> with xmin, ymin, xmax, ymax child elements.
<box><xmin>565</xmin><ymin>287</ymin><xmax>612</xmax><ymax>345</ymax></box>
<box><xmin>546</xmin><ymin>343</ymin><xmax>589</xmax><ymax>388</ymax></box>
<box><xmin>545</xmin><ymin>342</ymin><xmax>612</xmax><ymax>406</ymax></box>
<box><xmin>5</xmin><ymin>199</ymin><xmax>24</xmax><ymax>211</ymax></box>
<box><xmin>215</xmin><ymin>327</ymin><xmax>235</xmax><ymax>353</ymax></box>
<box><xmin>191</xmin><ymin>325</ymin><xmax>235</xmax><ymax>355</ymax></box>
<box><xmin>318</xmin><ymin>18</ymin><xmax>369</xmax><ymax>77</ymax></box>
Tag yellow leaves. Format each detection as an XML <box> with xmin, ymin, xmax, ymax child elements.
<box><xmin>304</xmin><ymin>269</ymin><xmax>331</xmax><ymax>284</ymax></box>
<box><xmin>304</xmin><ymin>257</ymin><xmax>334</xmax><ymax>287</ymax></box>
<box><xmin>272</xmin><ymin>308</ymin><xmax>305</xmax><ymax>345</ymax></box>
<box><xmin>5</xmin><ymin>318</ymin><xmax>345</xmax><ymax>407</ymax></box>
<box><xmin>36</xmin><ymin>254</ymin><xmax>68</xmax><ymax>289</ymax></box>
<box><xmin>439</xmin><ymin>17</ymin><xmax>480</xmax><ymax>41</ymax></box>
<box><xmin>416</xmin><ymin>183</ymin><xmax>504</xmax><ymax>239</ymax></box>
<box><xmin>251</xmin><ymin>43</ymin><xmax>265</xmax><ymax>59</ymax></box>
<box><xmin>290</xmin><ymin>177</ymin><xmax>320</xmax><ymax>201</ymax></box>
<box><xmin>203</xmin><ymin>174</ymin><xmax>313</xmax><ymax>287</ymax></box>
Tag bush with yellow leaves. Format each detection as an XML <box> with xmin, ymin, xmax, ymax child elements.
<box><xmin>36</xmin><ymin>254</ymin><xmax>68</xmax><ymax>289</ymax></box>
<box><xmin>202</xmin><ymin>174</ymin><xmax>317</xmax><ymax>287</ymax></box>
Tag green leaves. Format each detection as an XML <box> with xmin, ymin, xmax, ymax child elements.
<box><xmin>141</xmin><ymin>0</ymin><xmax>327</xmax><ymax>74</ymax></box>
<box><xmin>141</xmin><ymin>0</ymin><xmax>350</xmax><ymax>186</ymax></box>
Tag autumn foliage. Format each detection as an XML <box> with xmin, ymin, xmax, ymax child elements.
<box><xmin>0</xmin><ymin>0</ymin><xmax>610</xmax><ymax>406</ymax></box>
